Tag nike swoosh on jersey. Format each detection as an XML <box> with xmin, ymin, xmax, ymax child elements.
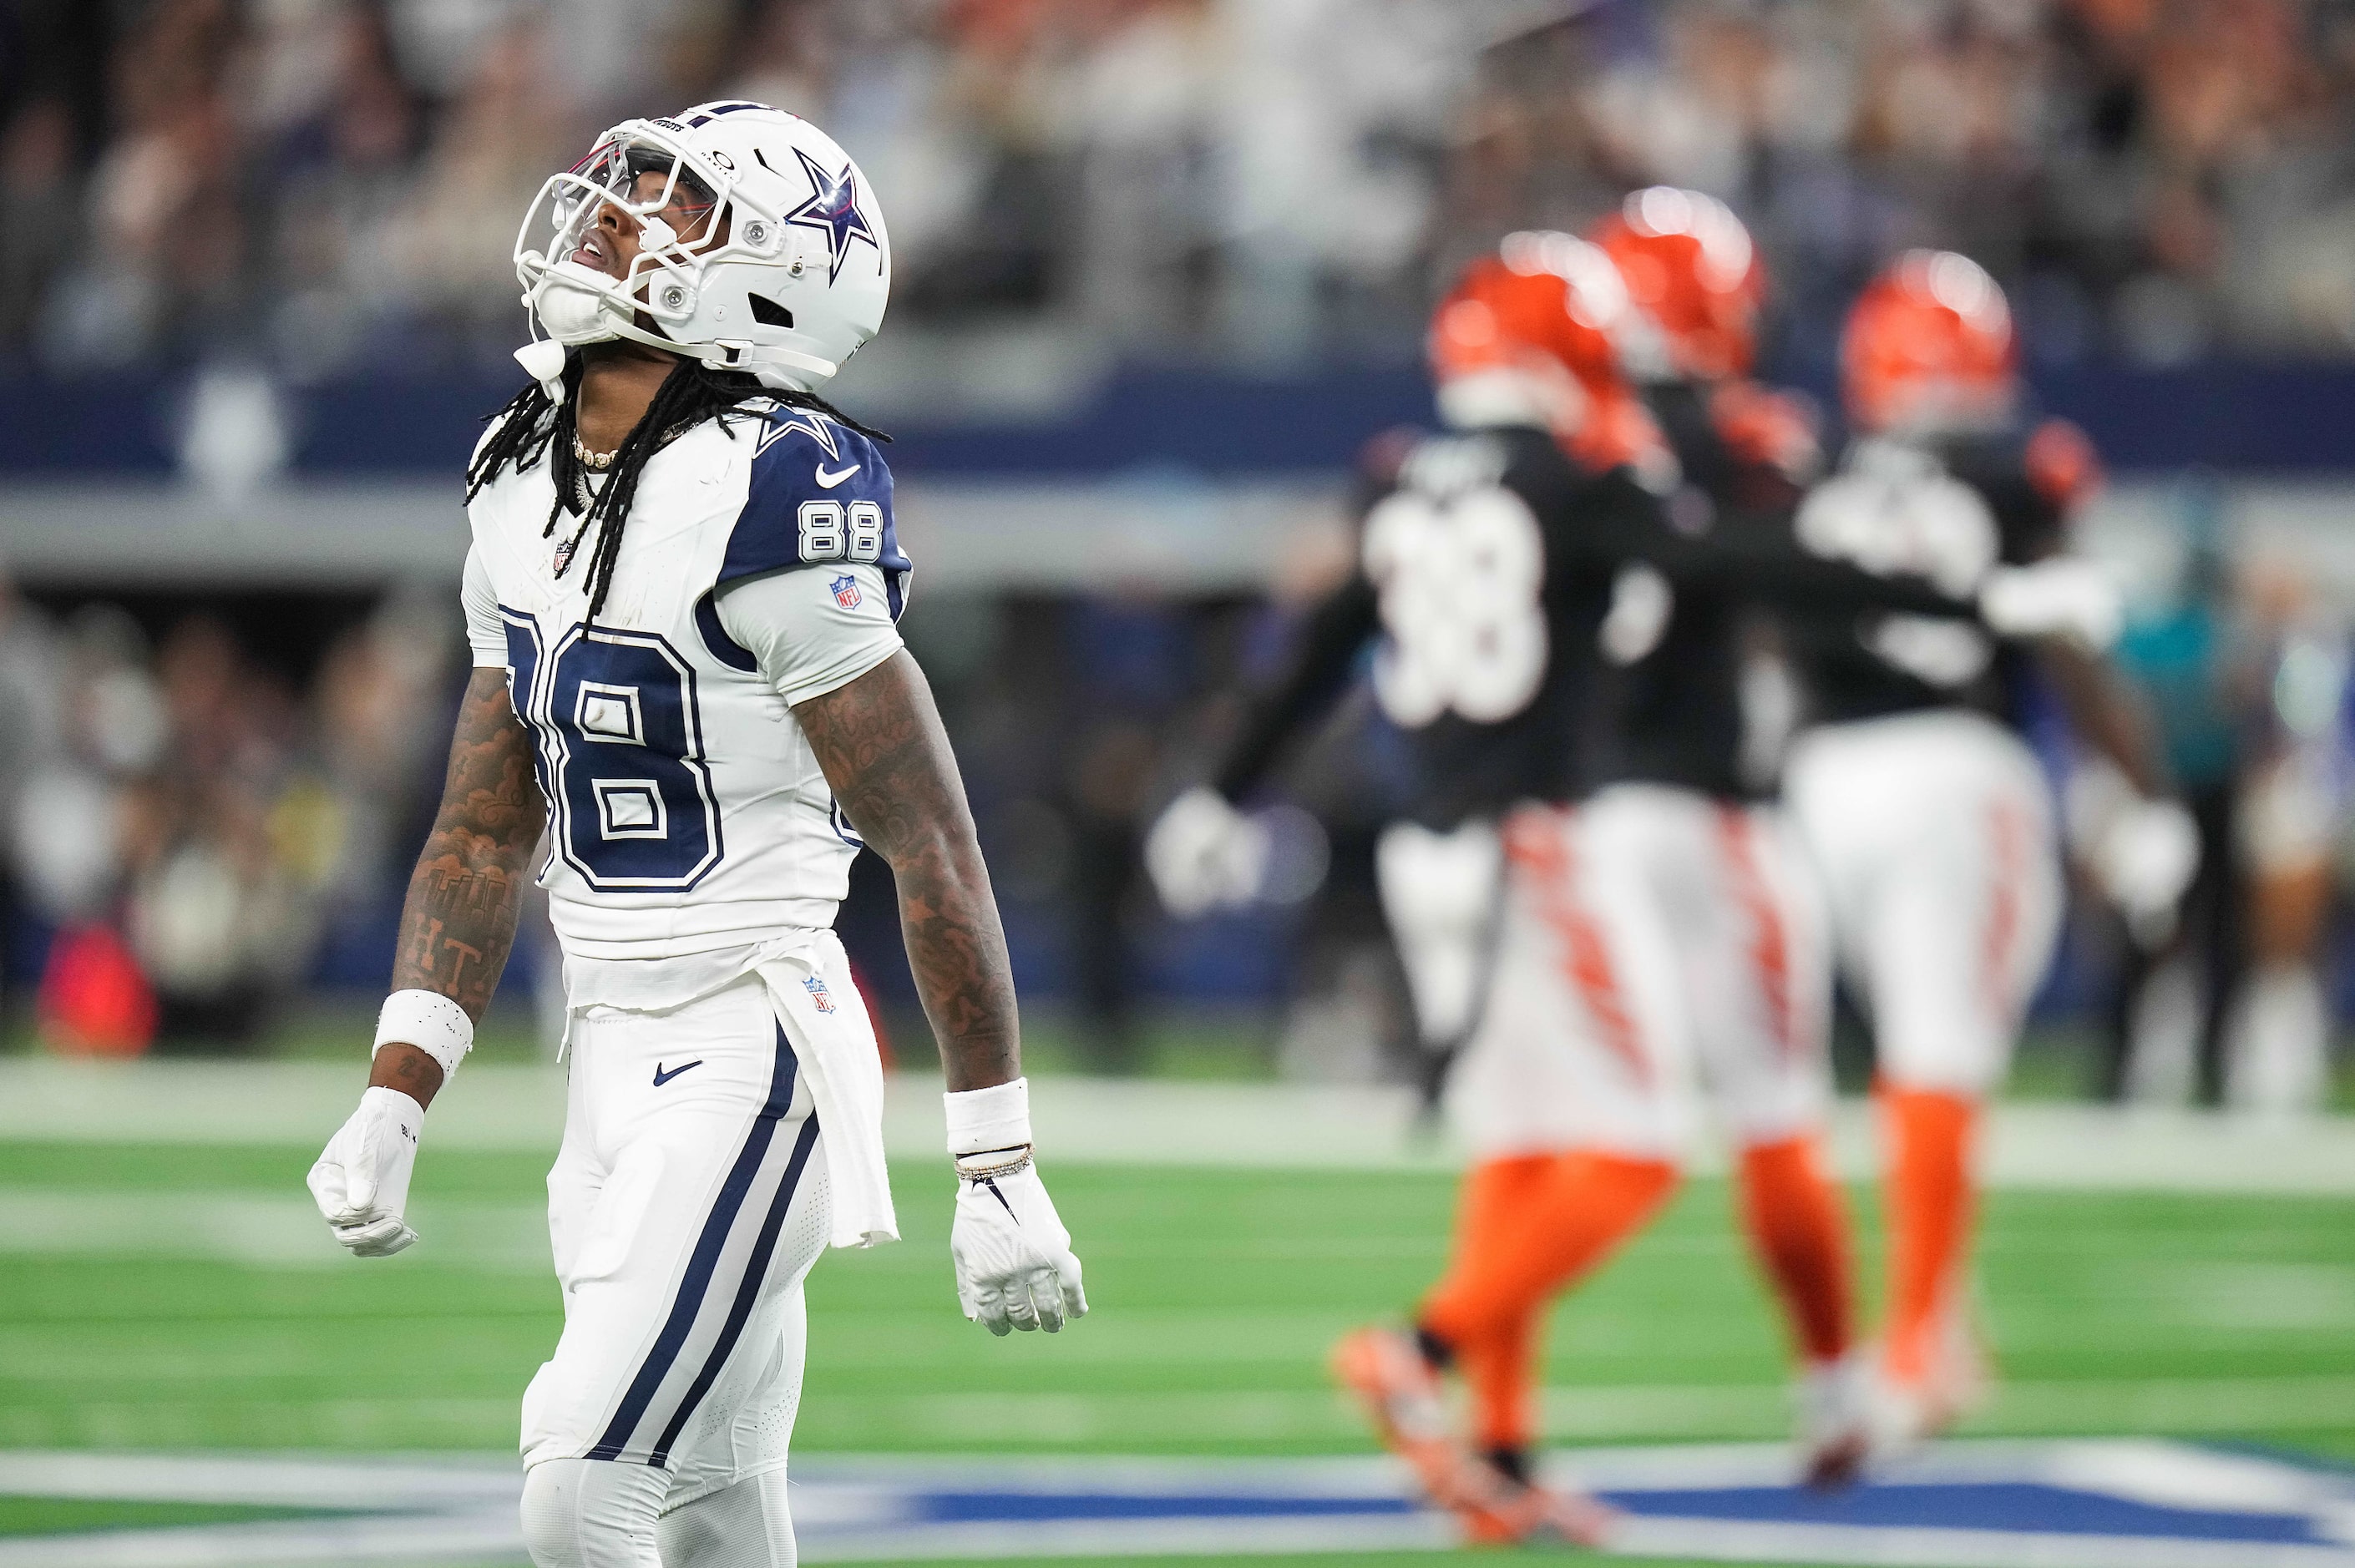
<box><xmin>652</xmin><ymin>1060</ymin><xmax>704</xmax><ymax>1087</ymax></box>
<box><xmin>814</xmin><ymin>463</ymin><xmax>859</xmax><ymax>488</ymax></box>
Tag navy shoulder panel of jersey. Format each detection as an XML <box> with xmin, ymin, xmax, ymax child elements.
<box><xmin>718</xmin><ymin>406</ymin><xmax>911</xmax><ymax>615</ymax></box>
<box><xmin>1932</xmin><ymin>424</ymin><xmax>2073</xmax><ymax>562</ymax></box>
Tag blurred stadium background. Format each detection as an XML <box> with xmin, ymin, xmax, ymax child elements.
<box><xmin>4</xmin><ymin>0</ymin><xmax>2355</xmax><ymax>1564</ymax></box>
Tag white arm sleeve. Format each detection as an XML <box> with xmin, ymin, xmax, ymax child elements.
<box><xmin>461</xmin><ymin>546</ymin><xmax>505</xmax><ymax>669</ymax></box>
<box><xmin>716</xmin><ymin>563</ymin><xmax>905</xmax><ymax>707</ymax></box>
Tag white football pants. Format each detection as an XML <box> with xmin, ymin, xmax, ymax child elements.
<box><xmin>1375</xmin><ymin>817</ymin><xmax>1504</xmax><ymax>1049</ymax></box>
<box><xmin>1783</xmin><ymin>711</ymin><xmax>2064</xmax><ymax>1096</ymax></box>
<box><xmin>521</xmin><ymin>974</ymin><xmax>833</xmax><ymax>1566</ymax></box>
<box><xmin>1445</xmin><ymin>787</ymin><xmax>1831</xmax><ymax>1161</ymax></box>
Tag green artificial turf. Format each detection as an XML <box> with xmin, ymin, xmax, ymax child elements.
<box><xmin>1</xmin><ymin>1139</ymin><xmax>2351</xmax><ymax>1564</ymax></box>
<box><xmin>0</xmin><ymin>1495</ymin><xmax>344</xmax><ymax>1535</ymax></box>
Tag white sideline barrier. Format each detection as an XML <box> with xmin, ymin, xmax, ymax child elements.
<box><xmin>1</xmin><ymin>1058</ymin><xmax>2351</xmax><ymax>1193</ymax></box>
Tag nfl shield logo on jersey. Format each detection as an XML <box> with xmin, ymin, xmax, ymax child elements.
<box><xmin>830</xmin><ymin>574</ymin><xmax>862</xmax><ymax>609</ymax></box>
<box><xmin>803</xmin><ymin>974</ymin><xmax>837</xmax><ymax>1014</ymax></box>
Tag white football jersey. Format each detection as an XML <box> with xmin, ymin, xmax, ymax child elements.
<box><xmin>462</xmin><ymin>400</ymin><xmax>909</xmax><ymax>983</ymax></box>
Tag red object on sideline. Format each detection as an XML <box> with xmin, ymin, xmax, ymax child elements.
<box><xmin>848</xmin><ymin>959</ymin><xmax>895</xmax><ymax>1071</ymax></box>
<box><xmin>38</xmin><ymin>923</ymin><xmax>159</xmax><ymax>1057</ymax></box>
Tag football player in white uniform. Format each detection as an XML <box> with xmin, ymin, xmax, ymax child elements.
<box><xmin>306</xmin><ymin>103</ymin><xmax>1086</xmax><ymax>1568</ymax></box>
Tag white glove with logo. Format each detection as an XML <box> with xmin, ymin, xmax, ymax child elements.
<box><xmin>952</xmin><ymin>1161</ymin><xmax>1088</xmax><ymax>1334</ymax></box>
<box><xmin>1144</xmin><ymin>786</ymin><xmax>1269</xmax><ymax>918</ymax></box>
<box><xmin>945</xmin><ymin>1077</ymin><xmax>1086</xmax><ymax>1335</ymax></box>
<box><xmin>307</xmin><ymin>1087</ymin><xmax>425</xmax><ymax>1257</ymax></box>
<box><xmin>1978</xmin><ymin>559</ymin><xmax>2123</xmax><ymax>650</ymax></box>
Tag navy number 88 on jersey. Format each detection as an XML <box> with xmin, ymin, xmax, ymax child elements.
<box><xmin>504</xmin><ymin>610</ymin><xmax>724</xmax><ymax>890</ymax></box>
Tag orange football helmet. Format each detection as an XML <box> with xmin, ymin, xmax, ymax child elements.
<box><xmin>1590</xmin><ymin>185</ymin><xmax>1765</xmax><ymax>382</ymax></box>
<box><xmin>1841</xmin><ymin>250</ymin><xmax>2018</xmax><ymax>435</ymax></box>
<box><xmin>1428</xmin><ymin>230</ymin><xmax>1669</xmax><ymax>478</ymax></box>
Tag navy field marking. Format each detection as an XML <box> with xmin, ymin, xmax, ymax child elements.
<box><xmin>3</xmin><ymin>1439</ymin><xmax>2351</xmax><ymax>1565</ymax></box>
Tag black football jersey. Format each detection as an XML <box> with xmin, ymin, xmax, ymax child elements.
<box><xmin>1213</xmin><ymin>423</ymin><xmax>1975</xmax><ymax>831</ymax></box>
<box><xmin>1784</xmin><ymin>422</ymin><xmax>2083</xmax><ymax>726</ymax></box>
<box><xmin>1593</xmin><ymin>380</ymin><xmax>1818</xmax><ymax>800</ymax></box>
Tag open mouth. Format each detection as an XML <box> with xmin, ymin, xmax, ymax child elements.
<box><xmin>570</xmin><ymin>229</ymin><xmax>616</xmax><ymax>275</ymax></box>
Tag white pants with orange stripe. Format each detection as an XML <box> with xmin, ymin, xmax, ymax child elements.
<box><xmin>522</xmin><ymin>973</ymin><xmax>833</xmax><ymax>1513</ymax></box>
<box><xmin>1444</xmin><ymin>785</ymin><xmax>1832</xmax><ymax>1162</ymax></box>
<box><xmin>1783</xmin><ymin>710</ymin><xmax>2063</xmax><ymax>1096</ymax></box>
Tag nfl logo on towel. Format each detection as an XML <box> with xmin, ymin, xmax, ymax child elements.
<box><xmin>830</xmin><ymin>574</ymin><xmax>862</xmax><ymax>609</ymax></box>
<box><xmin>803</xmin><ymin>974</ymin><xmax>837</xmax><ymax>1014</ymax></box>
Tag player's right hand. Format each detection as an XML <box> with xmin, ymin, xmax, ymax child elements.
<box><xmin>1144</xmin><ymin>786</ymin><xmax>1269</xmax><ymax>918</ymax></box>
<box><xmin>307</xmin><ymin>1087</ymin><xmax>425</xmax><ymax>1257</ymax></box>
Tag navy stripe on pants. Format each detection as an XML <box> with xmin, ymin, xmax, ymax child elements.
<box><xmin>587</xmin><ymin>1024</ymin><xmax>799</xmax><ymax>1464</ymax></box>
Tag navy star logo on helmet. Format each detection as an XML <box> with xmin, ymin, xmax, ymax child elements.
<box><xmin>783</xmin><ymin>147</ymin><xmax>878</xmax><ymax>284</ymax></box>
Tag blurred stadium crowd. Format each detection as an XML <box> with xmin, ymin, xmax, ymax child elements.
<box><xmin>5</xmin><ymin>0</ymin><xmax>2355</xmax><ymax>1114</ymax></box>
<box><xmin>7</xmin><ymin>0</ymin><xmax>2355</xmax><ymax>373</ymax></box>
<box><xmin>0</xmin><ymin>577</ymin><xmax>458</xmax><ymax>1047</ymax></box>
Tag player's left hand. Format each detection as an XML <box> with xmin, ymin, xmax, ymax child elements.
<box><xmin>951</xmin><ymin>1159</ymin><xmax>1088</xmax><ymax>1335</ymax></box>
<box><xmin>307</xmin><ymin>1087</ymin><xmax>425</xmax><ymax>1257</ymax></box>
<box><xmin>1978</xmin><ymin>559</ymin><xmax>2122</xmax><ymax>650</ymax></box>
<box><xmin>1144</xmin><ymin>787</ymin><xmax>1268</xmax><ymax>918</ymax></box>
<box><xmin>2093</xmin><ymin>795</ymin><xmax>2201</xmax><ymax>948</ymax></box>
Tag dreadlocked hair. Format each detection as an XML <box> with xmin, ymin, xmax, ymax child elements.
<box><xmin>464</xmin><ymin>352</ymin><xmax>893</xmax><ymax>623</ymax></box>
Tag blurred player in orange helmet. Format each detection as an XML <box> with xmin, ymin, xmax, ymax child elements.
<box><xmin>1780</xmin><ymin>250</ymin><xmax>2193</xmax><ymax>1454</ymax></box>
<box><xmin>1840</xmin><ymin>248</ymin><xmax>2021</xmax><ymax>438</ymax></box>
<box><xmin>1144</xmin><ymin>230</ymin><xmax>2113</xmax><ymax>1535</ymax></box>
<box><xmin>1583</xmin><ymin>185</ymin><xmax>1875</xmax><ymax>1483</ymax></box>
<box><xmin>1425</xmin><ymin>229</ymin><xmax>1674</xmax><ymax>484</ymax></box>
<box><xmin>1591</xmin><ymin>183</ymin><xmax>1765</xmax><ymax>382</ymax></box>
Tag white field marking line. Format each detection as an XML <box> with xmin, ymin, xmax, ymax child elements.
<box><xmin>0</xmin><ymin>1509</ymin><xmax>524</xmax><ymax>1568</ymax></box>
<box><xmin>0</xmin><ymin>1191</ymin><xmax>550</xmax><ymax>1271</ymax></box>
<box><xmin>791</xmin><ymin>1451</ymin><xmax>1422</xmax><ymax>1495</ymax></box>
<box><xmin>31</xmin><ymin>1194</ymin><xmax>2351</xmax><ymax>1298</ymax></box>
<box><xmin>0</xmin><ymin>1452</ymin><xmax>519</xmax><ymax>1507</ymax></box>
<box><xmin>10</xmin><ymin>1377</ymin><xmax>2355</xmax><ymax>1453</ymax></box>
<box><xmin>799</xmin><ymin>1516</ymin><xmax>1453</xmax><ymax>1561</ymax></box>
<box><xmin>8</xmin><ymin>1060</ymin><xmax>2355</xmax><ymax>1194</ymax></box>
<box><xmin>797</xmin><ymin>1375</ymin><xmax>2355</xmax><ymax>1441</ymax></box>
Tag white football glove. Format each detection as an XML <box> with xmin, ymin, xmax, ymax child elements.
<box><xmin>1978</xmin><ymin>559</ymin><xmax>2123</xmax><ymax>650</ymax></box>
<box><xmin>951</xmin><ymin>1161</ymin><xmax>1088</xmax><ymax>1335</ymax></box>
<box><xmin>2094</xmin><ymin>797</ymin><xmax>2201</xmax><ymax>948</ymax></box>
<box><xmin>2066</xmin><ymin>761</ymin><xmax>2201</xmax><ymax>948</ymax></box>
<box><xmin>1144</xmin><ymin>786</ymin><xmax>1269</xmax><ymax>918</ymax></box>
<box><xmin>307</xmin><ymin>1087</ymin><xmax>425</xmax><ymax>1257</ymax></box>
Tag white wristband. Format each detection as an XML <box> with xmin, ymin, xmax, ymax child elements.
<box><xmin>945</xmin><ymin>1076</ymin><xmax>1031</xmax><ymax>1156</ymax></box>
<box><xmin>373</xmin><ymin>989</ymin><xmax>474</xmax><ymax>1083</ymax></box>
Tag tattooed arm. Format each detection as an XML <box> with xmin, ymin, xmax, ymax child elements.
<box><xmin>369</xmin><ymin>668</ymin><xmax>549</xmax><ymax>1110</ymax></box>
<box><xmin>795</xmin><ymin>650</ymin><xmax>1019</xmax><ymax>1092</ymax></box>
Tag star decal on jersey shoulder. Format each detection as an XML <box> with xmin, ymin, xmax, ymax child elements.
<box><xmin>782</xmin><ymin>147</ymin><xmax>877</xmax><ymax>284</ymax></box>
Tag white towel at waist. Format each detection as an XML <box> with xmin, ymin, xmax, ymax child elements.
<box><xmin>754</xmin><ymin>934</ymin><xmax>900</xmax><ymax>1249</ymax></box>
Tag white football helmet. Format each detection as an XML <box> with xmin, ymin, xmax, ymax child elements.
<box><xmin>513</xmin><ymin>101</ymin><xmax>890</xmax><ymax>392</ymax></box>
